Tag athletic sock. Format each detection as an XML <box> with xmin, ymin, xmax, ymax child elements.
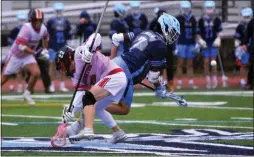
<box><xmin>23</xmin><ymin>89</ymin><xmax>31</xmax><ymax>95</ymax></box>
<box><xmin>188</xmin><ymin>79</ymin><xmax>194</xmax><ymax>85</ymax></box>
<box><xmin>177</xmin><ymin>80</ymin><xmax>182</xmax><ymax>85</ymax></box>
<box><xmin>206</xmin><ymin>76</ymin><xmax>211</xmax><ymax>84</ymax></box>
<box><xmin>213</xmin><ymin>75</ymin><xmax>217</xmax><ymax>82</ymax></box>
<box><xmin>60</xmin><ymin>81</ymin><xmax>65</xmax><ymax>89</ymax></box>
<box><xmin>69</xmin><ymin>121</ymin><xmax>80</xmax><ymax>133</ymax></box>
<box><xmin>240</xmin><ymin>79</ymin><xmax>246</xmax><ymax>85</ymax></box>
<box><xmin>96</xmin><ymin>110</ymin><xmax>117</xmax><ymax>128</ymax></box>
<box><xmin>17</xmin><ymin>83</ymin><xmax>23</xmax><ymax>89</ymax></box>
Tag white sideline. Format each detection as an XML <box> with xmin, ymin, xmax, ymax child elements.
<box><xmin>1</xmin><ymin>91</ymin><xmax>253</xmax><ymax>100</ymax></box>
<box><xmin>1</xmin><ymin>114</ymin><xmax>253</xmax><ymax>129</ymax></box>
<box><xmin>231</xmin><ymin>117</ymin><xmax>254</xmax><ymax>120</ymax></box>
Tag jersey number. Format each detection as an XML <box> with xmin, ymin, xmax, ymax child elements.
<box><xmin>185</xmin><ymin>28</ymin><xmax>192</xmax><ymax>39</ymax></box>
<box><xmin>205</xmin><ymin>26</ymin><xmax>213</xmax><ymax>39</ymax></box>
<box><xmin>56</xmin><ymin>32</ymin><xmax>65</xmax><ymax>44</ymax></box>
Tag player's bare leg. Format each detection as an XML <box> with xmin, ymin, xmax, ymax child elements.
<box><xmin>204</xmin><ymin>58</ymin><xmax>211</xmax><ymax>89</ymax></box>
<box><xmin>106</xmin><ymin>101</ymin><xmax>130</xmax><ymax>115</ymax></box>
<box><xmin>240</xmin><ymin>65</ymin><xmax>247</xmax><ymax>88</ymax></box>
<box><xmin>187</xmin><ymin>59</ymin><xmax>198</xmax><ymax>89</ymax></box>
<box><xmin>210</xmin><ymin>56</ymin><xmax>217</xmax><ymax>89</ymax></box>
<box><xmin>1</xmin><ymin>74</ymin><xmax>10</xmax><ymax>86</ymax></box>
<box><xmin>23</xmin><ymin>63</ymin><xmax>40</xmax><ymax>105</ymax></box>
<box><xmin>16</xmin><ymin>69</ymin><xmax>23</xmax><ymax>93</ymax></box>
<box><xmin>176</xmin><ymin>57</ymin><xmax>184</xmax><ymax>89</ymax></box>
<box><xmin>49</xmin><ymin>62</ymin><xmax>56</xmax><ymax>92</ymax></box>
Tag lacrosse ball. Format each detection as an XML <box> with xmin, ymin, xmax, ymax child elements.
<box><xmin>211</xmin><ymin>60</ymin><xmax>217</xmax><ymax>66</ymax></box>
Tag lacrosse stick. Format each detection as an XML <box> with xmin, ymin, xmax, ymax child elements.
<box><xmin>217</xmin><ymin>49</ymin><xmax>228</xmax><ymax>88</ymax></box>
<box><xmin>140</xmin><ymin>82</ymin><xmax>188</xmax><ymax>108</ymax></box>
<box><xmin>50</xmin><ymin>0</ymin><xmax>109</xmax><ymax>147</ymax></box>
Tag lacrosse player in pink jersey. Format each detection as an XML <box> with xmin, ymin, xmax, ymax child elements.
<box><xmin>1</xmin><ymin>9</ymin><xmax>49</xmax><ymax>105</ymax></box>
<box><xmin>56</xmin><ymin>33</ymin><xmax>128</xmax><ymax>144</ymax></box>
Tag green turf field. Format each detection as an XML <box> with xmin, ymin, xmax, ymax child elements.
<box><xmin>1</xmin><ymin>89</ymin><xmax>253</xmax><ymax>156</ymax></box>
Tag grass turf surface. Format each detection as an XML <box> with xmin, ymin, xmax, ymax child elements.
<box><xmin>1</xmin><ymin>89</ymin><xmax>253</xmax><ymax>156</ymax></box>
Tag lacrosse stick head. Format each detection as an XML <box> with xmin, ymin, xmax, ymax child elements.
<box><xmin>177</xmin><ymin>95</ymin><xmax>188</xmax><ymax>108</ymax></box>
<box><xmin>51</xmin><ymin>123</ymin><xmax>67</xmax><ymax>147</ymax></box>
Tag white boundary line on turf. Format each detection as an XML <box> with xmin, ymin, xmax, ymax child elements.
<box><xmin>1</xmin><ymin>114</ymin><xmax>253</xmax><ymax>129</ymax></box>
<box><xmin>1</xmin><ymin>91</ymin><xmax>253</xmax><ymax>99</ymax></box>
<box><xmin>151</xmin><ymin>102</ymin><xmax>253</xmax><ymax>110</ymax></box>
<box><xmin>231</xmin><ymin>117</ymin><xmax>254</xmax><ymax>120</ymax></box>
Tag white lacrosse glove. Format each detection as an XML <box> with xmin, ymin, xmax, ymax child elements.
<box><xmin>77</xmin><ymin>46</ymin><xmax>93</xmax><ymax>63</ymax></box>
<box><xmin>62</xmin><ymin>105</ymin><xmax>75</xmax><ymax>123</ymax></box>
<box><xmin>112</xmin><ymin>33</ymin><xmax>124</xmax><ymax>46</ymax></box>
<box><xmin>235</xmin><ymin>47</ymin><xmax>244</xmax><ymax>60</ymax></box>
<box><xmin>155</xmin><ymin>84</ymin><xmax>167</xmax><ymax>99</ymax></box>
<box><xmin>234</xmin><ymin>39</ymin><xmax>241</xmax><ymax>48</ymax></box>
<box><xmin>146</xmin><ymin>70</ymin><xmax>161</xmax><ymax>84</ymax></box>
<box><xmin>213</xmin><ymin>37</ymin><xmax>221</xmax><ymax>48</ymax></box>
<box><xmin>38</xmin><ymin>49</ymin><xmax>49</xmax><ymax>60</ymax></box>
<box><xmin>173</xmin><ymin>49</ymin><xmax>178</xmax><ymax>55</ymax></box>
<box><xmin>197</xmin><ymin>38</ymin><xmax>207</xmax><ymax>48</ymax></box>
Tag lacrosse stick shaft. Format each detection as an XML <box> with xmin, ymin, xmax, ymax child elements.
<box><xmin>217</xmin><ymin>49</ymin><xmax>226</xmax><ymax>77</ymax></box>
<box><xmin>67</xmin><ymin>0</ymin><xmax>109</xmax><ymax>112</ymax></box>
<box><xmin>140</xmin><ymin>82</ymin><xmax>155</xmax><ymax>91</ymax></box>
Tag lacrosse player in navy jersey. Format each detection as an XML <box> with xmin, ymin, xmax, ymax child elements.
<box><xmin>175</xmin><ymin>1</ymin><xmax>198</xmax><ymax>89</ymax></box>
<box><xmin>47</xmin><ymin>2</ymin><xmax>73</xmax><ymax>92</ymax></box>
<box><xmin>109</xmin><ymin>3</ymin><xmax>129</xmax><ymax>58</ymax></box>
<box><xmin>234</xmin><ymin>7</ymin><xmax>252</xmax><ymax>88</ymax></box>
<box><xmin>196</xmin><ymin>1</ymin><xmax>223</xmax><ymax>89</ymax></box>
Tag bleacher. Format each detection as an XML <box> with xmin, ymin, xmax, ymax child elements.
<box><xmin>1</xmin><ymin>1</ymin><xmax>251</xmax><ymax>53</ymax></box>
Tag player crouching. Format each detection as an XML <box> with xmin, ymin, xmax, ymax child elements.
<box><xmin>56</xmin><ymin>33</ymin><xmax>128</xmax><ymax>144</ymax></box>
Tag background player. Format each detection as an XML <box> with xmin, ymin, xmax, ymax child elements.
<box><xmin>47</xmin><ymin>2</ymin><xmax>73</xmax><ymax>92</ymax></box>
<box><xmin>176</xmin><ymin>1</ymin><xmax>198</xmax><ymax>89</ymax></box>
<box><xmin>109</xmin><ymin>3</ymin><xmax>129</xmax><ymax>59</ymax></box>
<box><xmin>1</xmin><ymin>9</ymin><xmax>49</xmax><ymax>105</ymax></box>
<box><xmin>196</xmin><ymin>1</ymin><xmax>223</xmax><ymax>89</ymax></box>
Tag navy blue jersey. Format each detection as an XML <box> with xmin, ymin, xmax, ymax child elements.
<box><xmin>76</xmin><ymin>21</ymin><xmax>97</xmax><ymax>43</ymax></box>
<box><xmin>121</xmin><ymin>31</ymin><xmax>167</xmax><ymax>83</ymax></box>
<box><xmin>197</xmin><ymin>16</ymin><xmax>223</xmax><ymax>45</ymax></box>
<box><xmin>243</xmin><ymin>18</ymin><xmax>253</xmax><ymax>49</ymax></box>
<box><xmin>124</xmin><ymin>13</ymin><xmax>148</xmax><ymax>35</ymax></box>
<box><xmin>47</xmin><ymin>17</ymin><xmax>72</xmax><ymax>51</ymax></box>
<box><xmin>176</xmin><ymin>14</ymin><xmax>197</xmax><ymax>45</ymax></box>
<box><xmin>234</xmin><ymin>23</ymin><xmax>248</xmax><ymax>46</ymax></box>
<box><xmin>108</xmin><ymin>18</ymin><xmax>129</xmax><ymax>37</ymax></box>
<box><xmin>8</xmin><ymin>25</ymin><xmax>22</xmax><ymax>45</ymax></box>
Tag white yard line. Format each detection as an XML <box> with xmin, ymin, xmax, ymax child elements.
<box><xmin>151</xmin><ymin>102</ymin><xmax>253</xmax><ymax>110</ymax></box>
<box><xmin>175</xmin><ymin>118</ymin><xmax>197</xmax><ymax>121</ymax></box>
<box><xmin>231</xmin><ymin>117</ymin><xmax>254</xmax><ymax>120</ymax></box>
<box><xmin>152</xmin><ymin>101</ymin><xmax>228</xmax><ymax>106</ymax></box>
<box><xmin>1</xmin><ymin>122</ymin><xmax>18</xmax><ymax>126</ymax></box>
<box><xmin>1</xmin><ymin>114</ymin><xmax>253</xmax><ymax>129</ymax></box>
<box><xmin>1</xmin><ymin>91</ymin><xmax>253</xmax><ymax>100</ymax></box>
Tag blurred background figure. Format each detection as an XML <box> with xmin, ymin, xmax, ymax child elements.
<box><xmin>6</xmin><ymin>11</ymin><xmax>28</xmax><ymax>93</ymax></box>
<box><xmin>175</xmin><ymin>1</ymin><xmax>198</xmax><ymax>89</ymax></box>
<box><xmin>234</xmin><ymin>7</ymin><xmax>253</xmax><ymax>88</ymax></box>
<box><xmin>109</xmin><ymin>3</ymin><xmax>129</xmax><ymax>59</ymax></box>
<box><xmin>197</xmin><ymin>1</ymin><xmax>223</xmax><ymax>89</ymax></box>
<box><xmin>76</xmin><ymin>10</ymin><xmax>97</xmax><ymax>44</ymax></box>
<box><xmin>125</xmin><ymin>1</ymin><xmax>148</xmax><ymax>35</ymax></box>
<box><xmin>47</xmin><ymin>2</ymin><xmax>72</xmax><ymax>92</ymax></box>
<box><xmin>242</xmin><ymin>8</ymin><xmax>253</xmax><ymax>90</ymax></box>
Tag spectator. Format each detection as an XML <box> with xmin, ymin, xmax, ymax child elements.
<box><xmin>242</xmin><ymin>8</ymin><xmax>253</xmax><ymax>90</ymax></box>
<box><xmin>47</xmin><ymin>2</ymin><xmax>72</xmax><ymax>92</ymax></box>
<box><xmin>234</xmin><ymin>7</ymin><xmax>253</xmax><ymax>88</ymax></box>
<box><xmin>196</xmin><ymin>1</ymin><xmax>223</xmax><ymax>89</ymax></box>
<box><xmin>124</xmin><ymin>1</ymin><xmax>148</xmax><ymax>35</ymax></box>
<box><xmin>76</xmin><ymin>10</ymin><xmax>97</xmax><ymax>44</ymax></box>
<box><xmin>109</xmin><ymin>3</ymin><xmax>129</xmax><ymax>59</ymax></box>
<box><xmin>175</xmin><ymin>1</ymin><xmax>198</xmax><ymax>89</ymax></box>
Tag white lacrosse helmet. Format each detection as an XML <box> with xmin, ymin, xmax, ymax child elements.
<box><xmin>158</xmin><ymin>13</ymin><xmax>180</xmax><ymax>44</ymax></box>
<box><xmin>83</xmin><ymin>33</ymin><xmax>102</xmax><ymax>52</ymax></box>
<box><xmin>204</xmin><ymin>1</ymin><xmax>215</xmax><ymax>15</ymax></box>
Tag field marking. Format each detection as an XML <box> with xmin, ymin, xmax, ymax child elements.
<box><xmin>175</xmin><ymin>118</ymin><xmax>197</xmax><ymax>121</ymax></box>
<box><xmin>153</xmin><ymin>101</ymin><xmax>228</xmax><ymax>106</ymax></box>
<box><xmin>2</xmin><ymin>91</ymin><xmax>253</xmax><ymax>100</ymax></box>
<box><xmin>1</xmin><ymin>122</ymin><xmax>18</xmax><ymax>126</ymax></box>
<box><xmin>1</xmin><ymin>114</ymin><xmax>253</xmax><ymax>129</ymax></box>
<box><xmin>151</xmin><ymin>102</ymin><xmax>253</xmax><ymax>110</ymax></box>
<box><xmin>231</xmin><ymin>117</ymin><xmax>254</xmax><ymax>120</ymax></box>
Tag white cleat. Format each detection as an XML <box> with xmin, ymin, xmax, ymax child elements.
<box><xmin>206</xmin><ymin>83</ymin><xmax>211</xmax><ymax>89</ymax></box>
<box><xmin>176</xmin><ymin>85</ymin><xmax>182</xmax><ymax>90</ymax></box>
<box><xmin>69</xmin><ymin>128</ymin><xmax>94</xmax><ymax>141</ymax></box>
<box><xmin>59</xmin><ymin>87</ymin><xmax>69</xmax><ymax>92</ymax></box>
<box><xmin>67</xmin><ymin>125</ymin><xmax>79</xmax><ymax>144</ymax></box>
<box><xmin>212</xmin><ymin>80</ymin><xmax>218</xmax><ymax>89</ymax></box>
<box><xmin>189</xmin><ymin>83</ymin><xmax>198</xmax><ymax>90</ymax></box>
<box><xmin>108</xmin><ymin>129</ymin><xmax>127</xmax><ymax>144</ymax></box>
<box><xmin>23</xmin><ymin>91</ymin><xmax>35</xmax><ymax>105</ymax></box>
<box><xmin>49</xmin><ymin>85</ymin><xmax>55</xmax><ymax>93</ymax></box>
<box><xmin>17</xmin><ymin>86</ymin><xmax>23</xmax><ymax>93</ymax></box>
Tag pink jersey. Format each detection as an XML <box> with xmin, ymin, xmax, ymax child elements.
<box><xmin>72</xmin><ymin>50</ymin><xmax>121</xmax><ymax>89</ymax></box>
<box><xmin>9</xmin><ymin>22</ymin><xmax>49</xmax><ymax>58</ymax></box>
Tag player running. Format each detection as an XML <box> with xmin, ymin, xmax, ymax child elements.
<box><xmin>57</xmin><ymin>33</ymin><xmax>128</xmax><ymax>144</ymax></box>
<box><xmin>1</xmin><ymin>9</ymin><xmax>49</xmax><ymax>105</ymax></box>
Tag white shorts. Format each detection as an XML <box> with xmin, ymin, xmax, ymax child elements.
<box><xmin>2</xmin><ymin>54</ymin><xmax>37</xmax><ymax>75</ymax></box>
<box><xmin>72</xmin><ymin>69</ymin><xmax>127</xmax><ymax>113</ymax></box>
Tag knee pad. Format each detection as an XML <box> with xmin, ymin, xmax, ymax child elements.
<box><xmin>82</xmin><ymin>90</ymin><xmax>96</xmax><ymax>107</ymax></box>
